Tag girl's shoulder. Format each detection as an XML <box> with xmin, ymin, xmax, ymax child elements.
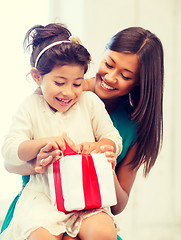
<box><xmin>16</xmin><ymin>94</ymin><xmax>47</xmax><ymax>115</ymax></box>
<box><xmin>20</xmin><ymin>93</ymin><xmax>42</xmax><ymax>105</ymax></box>
<box><xmin>80</xmin><ymin>91</ymin><xmax>105</xmax><ymax>106</ymax></box>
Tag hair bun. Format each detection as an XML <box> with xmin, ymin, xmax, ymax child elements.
<box><xmin>69</xmin><ymin>36</ymin><xmax>83</xmax><ymax>45</ymax></box>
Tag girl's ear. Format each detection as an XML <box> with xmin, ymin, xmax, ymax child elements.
<box><xmin>31</xmin><ymin>68</ymin><xmax>42</xmax><ymax>86</ymax></box>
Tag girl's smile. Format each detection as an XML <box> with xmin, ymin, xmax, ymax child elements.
<box><xmin>55</xmin><ymin>97</ymin><xmax>73</xmax><ymax>106</ymax></box>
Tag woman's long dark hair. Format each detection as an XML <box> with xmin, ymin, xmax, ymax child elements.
<box><xmin>107</xmin><ymin>27</ymin><xmax>164</xmax><ymax>176</ymax></box>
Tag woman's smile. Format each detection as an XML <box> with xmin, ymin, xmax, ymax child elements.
<box><xmin>100</xmin><ymin>77</ymin><xmax>116</xmax><ymax>91</ymax></box>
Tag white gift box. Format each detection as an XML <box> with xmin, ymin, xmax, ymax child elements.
<box><xmin>48</xmin><ymin>151</ymin><xmax>117</xmax><ymax>213</ymax></box>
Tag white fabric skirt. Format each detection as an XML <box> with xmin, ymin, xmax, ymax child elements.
<box><xmin>1</xmin><ymin>173</ymin><xmax>119</xmax><ymax>240</ymax></box>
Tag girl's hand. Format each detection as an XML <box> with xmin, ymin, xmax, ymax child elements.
<box><xmin>100</xmin><ymin>145</ymin><xmax>117</xmax><ymax>170</ymax></box>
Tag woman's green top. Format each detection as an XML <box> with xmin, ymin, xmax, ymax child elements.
<box><xmin>110</xmin><ymin>102</ymin><xmax>137</xmax><ymax>164</ymax></box>
<box><xmin>0</xmin><ymin>102</ymin><xmax>137</xmax><ymax>240</ymax></box>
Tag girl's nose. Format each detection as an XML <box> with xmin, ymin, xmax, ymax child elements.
<box><xmin>61</xmin><ymin>85</ymin><xmax>74</xmax><ymax>98</ymax></box>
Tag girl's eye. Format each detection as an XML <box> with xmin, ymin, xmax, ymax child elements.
<box><xmin>105</xmin><ymin>62</ymin><xmax>113</xmax><ymax>68</ymax></box>
<box><xmin>73</xmin><ymin>83</ymin><xmax>82</xmax><ymax>87</ymax></box>
<box><xmin>55</xmin><ymin>81</ymin><xmax>64</xmax><ymax>86</ymax></box>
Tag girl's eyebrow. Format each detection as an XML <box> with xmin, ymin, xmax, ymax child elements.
<box><xmin>54</xmin><ymin>76</ymin><xmax>84</xmax><ymax>80</ymax></box>
<box><xmin>108</xmin><ymin>56</ymin><xmax>135</xmax><ymax>75</ymax></box>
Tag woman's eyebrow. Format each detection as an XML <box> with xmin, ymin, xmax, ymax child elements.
<box><xmin>109</xmin><ymin>56</ymin><xmax>135</xmax><ymax>75</ymax></box>
<box><xmin>109</xmin><ymin>56</ymin><xmax>116</xmax><ymax>64</ymax></box>
<box><xmin>124</xmin><ymin>68</ymin><xmax>134</xmax><ymax>74</ymax></box>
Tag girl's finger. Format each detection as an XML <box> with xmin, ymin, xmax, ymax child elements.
<box><xmin>62</xmin><ymin>133</ymin><xmax>78</xmax><ymax>152</ymax></box>
<box><xmin>40</xmin><ymin>142</ymin><xmax>53</xmax><ymax>153</ymax></box>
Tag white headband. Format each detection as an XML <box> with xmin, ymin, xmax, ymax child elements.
<box><xmin>35</xmin><ymin>40</ymin><xmax>70</xmax><ymax>68</ymax></box>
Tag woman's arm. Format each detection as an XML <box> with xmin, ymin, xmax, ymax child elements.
<box><xmin>83</xmin><ymin>78</ymin><xmax>95</xmax><ymax>92</ymax></box>
<box><xmin>4</xmin><ymin>158</ymin><xmax>37</xmax><ymax>175</ymax></box>
<box><xmin>111</xmin><ymin>143</ymin><xmax>138</xmax><ymax>215</ymax></box>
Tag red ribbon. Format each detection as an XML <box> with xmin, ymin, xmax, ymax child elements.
<box><xmin>53</xmin><ymin>141</ymin><xmax>102</xmax><ymax>212</ymax></box>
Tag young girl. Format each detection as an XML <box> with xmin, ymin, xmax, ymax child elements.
<box><xmin>1</xmin><ymin>23</ymin><xmax>122</xmax><ymax>240</ymax></box>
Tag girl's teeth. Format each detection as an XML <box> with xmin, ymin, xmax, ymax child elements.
<box><xmin>61</xmin><ymin>99</ymin><xmax>70</xmax><ymax>103</ymax></box>
<box><xmin>57</xmin><ymin>98</ymin><xmax>71</xmax><ymax>103</ymax></box>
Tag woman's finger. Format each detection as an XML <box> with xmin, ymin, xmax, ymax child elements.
<box><xmin>100</xmin><ymin>145</ymin><xmax>114</xmax><ymax>152</ymax></box>
<box><xmin>40</xmin><ymin>156</ymin><xmax>53</xmax><ymax>167</ymax></box>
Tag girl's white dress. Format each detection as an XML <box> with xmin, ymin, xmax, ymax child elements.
<box><xmin>1</xmin><ymin>91</ymin><xmax>122</xmax><ymax>239</ymax></box>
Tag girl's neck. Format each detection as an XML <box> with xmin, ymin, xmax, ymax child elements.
<box><xmin>101</xmin><ymin>97</ymin><xmax>122</xmax><ymax>114</ymax></box>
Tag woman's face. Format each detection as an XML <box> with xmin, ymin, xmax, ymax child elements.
<box><xmin>95</xmin><ymin>50</ymin><xmax>139</xmax><ymax>100</ymax></box>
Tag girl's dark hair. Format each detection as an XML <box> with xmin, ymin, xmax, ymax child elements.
<box><xmin>107</xmin><ymin>27</ymin><xmax>164</xmax><ymax>176</ymax></box>
<box><xmin>24</xmin><ymin>23</ymin><xmax>91</xmax><ymax>74</ymax></box>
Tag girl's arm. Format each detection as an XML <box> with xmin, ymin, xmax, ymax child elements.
<box><xmin>4</xmin><ymin>143</ymin><xmax>60</xmax><ymax>175</ymax></box>
<box><xmin>18</xmin><ymin>132</ymin><xmax>79</xmax><ymax>162</ymax></box>
<box><xmin>111</xmin><ymin>143</ymin><xmax>138</xmax><ymax>215</ymax></box>
<box><xmin>18</xmin><ymin>138</ymin><xmax>53</xmax><ymax>162</ymax></box>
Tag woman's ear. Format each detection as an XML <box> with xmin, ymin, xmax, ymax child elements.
<box><xmin>31</xmin><ymin>68</ymin><xmax>42</xmax><ymax>86</ymax></box>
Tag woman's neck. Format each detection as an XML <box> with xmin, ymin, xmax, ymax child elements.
<box><xmin>101</xmin><ymin>97</ymin><xmax>122</xmax><ymax>114</ymax></box>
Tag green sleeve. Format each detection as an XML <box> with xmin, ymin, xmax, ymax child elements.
<box><xmin>0</xmin><ymin>175</ymin><xmax>30</xmax><ymax>234</ymax></box>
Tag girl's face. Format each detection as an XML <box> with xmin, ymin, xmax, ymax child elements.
<box><xmin>95</xmin><ymin>50</ymin><xmax>139</xmax><ymax>101</ymax></box>
<box><xmin>36</xmin><ymin>65</ymin><xmax>85</xmax><ymax>112</ymax></box>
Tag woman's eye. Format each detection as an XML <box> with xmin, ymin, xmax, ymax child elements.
<box><xmin>121</xmin><ymin>73</ymin><xmax>131</xmax><ymax>80</ymax></box>
<box><xmin>105</xmin><ymin>62</ymin><xmax>113</xmax><ymax>68</ymax></box>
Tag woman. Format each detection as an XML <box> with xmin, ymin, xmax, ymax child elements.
<box><xmin>1</xmin><ymin>26</ymin><xmax>164</xmax><ymax>240</ymax></box>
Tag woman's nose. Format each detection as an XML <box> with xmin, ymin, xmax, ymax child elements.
<box><xmin>104</xmin><ymin>72</ymin><xmax>117</xmax><ymax>84</ymax></box>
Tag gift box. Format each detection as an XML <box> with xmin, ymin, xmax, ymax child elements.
<box><xmin>48</xmin><ymin>142</ymin><xmax>117</xmax><ymax>213</ymax></box>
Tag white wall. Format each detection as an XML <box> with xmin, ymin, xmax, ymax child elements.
<box><xmin>49</xmin><ymin>0</ymin><xmax>181</xmax><ymax>240</ymax></box>
<box><xmin>0</xmin><ymin>0</ymin><xmax>50</xmax><ymax>224</ymax></box>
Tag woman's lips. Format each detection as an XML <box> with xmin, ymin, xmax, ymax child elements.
<box><xmin>100</xmin><ymin>77</ymin><xmax>115</xmax><ymax>91</ymax></box>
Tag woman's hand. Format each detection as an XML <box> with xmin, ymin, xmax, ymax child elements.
<box><xmin>99</xmin><ymin>145</ymin><xmax>117</xmax><ymax>170</ymax></box>
<box><xmin>76</xmin><ymin>142</ymin><xmax>117</xmax><ymax>170</ymax></box>
<box><xmin>76</xmin><ymin>142</ymin><xmax>100</xmax><ymax>154</ymax></box>
<box><xmin>34</xmin><ymin>142</ymin><xmax>62</xmax><ymax>173</ymax></box>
